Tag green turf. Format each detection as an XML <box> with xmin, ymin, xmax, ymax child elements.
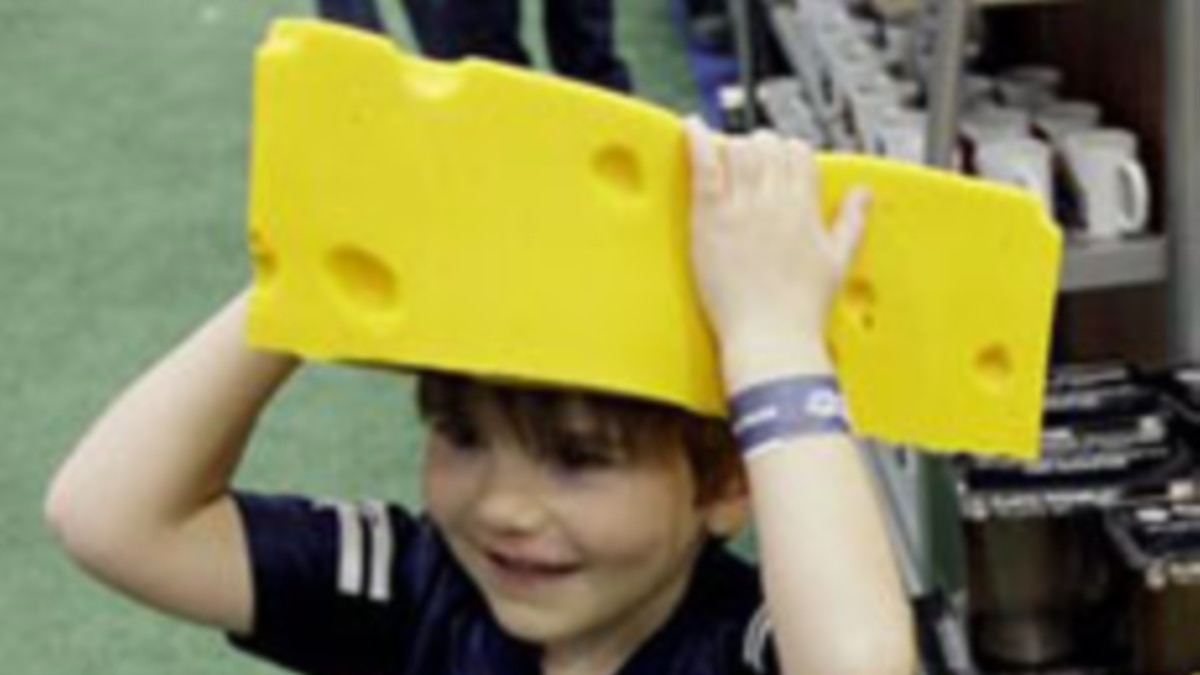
<box><xmin>1</xmin><ymin>1</ymin><xmax>698</xmax><ymax>672</ymax></box>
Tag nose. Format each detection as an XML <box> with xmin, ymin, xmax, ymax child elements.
<box><xmin>473</xmin><ymin>446</ymin><xmax>550</xmax><ymax>536</ymax></box>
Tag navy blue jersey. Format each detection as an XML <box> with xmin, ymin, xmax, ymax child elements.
<box><xmin>228</xmin><ymin>493</ymin><xmax>779</xmax><ymax>674</ymax></box>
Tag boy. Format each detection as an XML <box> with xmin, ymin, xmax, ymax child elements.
<box><xmin>46</xmin><ymin>123</ymin><xmax>915</xmax><ymax>675</ymax></box>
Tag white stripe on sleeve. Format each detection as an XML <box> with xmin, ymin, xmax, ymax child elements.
<box><xmin>743</xmin><ymin>604</ymin><xmax>773</xmax><ymax>673</ymax></box>
<box><xmin>329</xmin><ymin>501</ymin><xmax>366</xmax><ymax>597</ymax></box>
<box><xmin>361</xmin><ymin>500</ymin><xmax>395</xmax><ymax>603</ymax></box>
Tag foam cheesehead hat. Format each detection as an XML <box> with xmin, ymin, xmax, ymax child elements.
<box><xmin>246</xmin><ymin>20</ymin><xmax>1062</xmax><ymax>460</ymax></box>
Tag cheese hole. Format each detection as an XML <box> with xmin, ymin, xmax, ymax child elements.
<box><xmin>976</xmin><ymin>343</ymin><xmax>1014</xmax><ymax>392</ymax></box>
<box><xmin>250</xmin><ymin>229</ymin><xmax>277</xmax><ymax>290</ymax></box>
<box><xmin>327</xmin><ymin>246</ymin><xmax>399</xmax><ymax>313</ymax></box>
<box><xmin>593</xmin><ymin>145</ymin><xmax>643</xmax><ymax>196</ymax></box>
<box><xmin>843</xmin><ymin>277</ymin><xmax>877</xmax><ymax>333</ymax></box>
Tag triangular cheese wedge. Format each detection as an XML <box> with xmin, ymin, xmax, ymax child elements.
<box><xmin>246</xmin><ymin>20</ymin><xmax>1061</xmax><ymax>459</ymax></box>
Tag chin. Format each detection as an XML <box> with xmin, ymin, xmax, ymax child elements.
<box><xmin>486</xmin><ymin>595</ymin><xmax>585</xmax><ymax>643</ymax></box>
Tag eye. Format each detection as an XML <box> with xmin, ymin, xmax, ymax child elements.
<box><xmin>549</xmin><ymin>434</ymin><xmax>620</xmax><ymax>472</ymax></box>
<box><xmin>432</xmin><ymin>418</ymin><xmax>484</xmax><ymax>451</ymax></box>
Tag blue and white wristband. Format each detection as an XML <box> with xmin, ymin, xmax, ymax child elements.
<box><xmin>730</xmin><ymin>375</ymin><xmax>851</xmax><ymax>459</ymax></box>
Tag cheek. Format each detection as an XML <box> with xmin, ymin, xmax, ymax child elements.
<box><xmin>559</xmin><ymin>467</ymin><xmax>703</xmax><ymax>564</ymax></box>
<box><xmin>421</xmin><ymin>443</ymin><xmax>477</xmax><ymax>525</ymax></box>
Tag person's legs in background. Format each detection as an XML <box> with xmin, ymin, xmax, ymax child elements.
<box><xmin>544</xmin><ymin>0</ymin><xmax>633</xmax><ymax>92</ymax></box>
<box><xmin>405</xmin><ymin>0</ymin><xmax>531</xmax><ymax>66</ymax></box>
<box><xmin>316</xmin><ymin>0</ymin><xmax>386</xmax><ymax>33</ymax></box>
<box><xmin>682</xmin><ymin>0</ymin><xmax>733</xmax><ymax>52</ymax></box>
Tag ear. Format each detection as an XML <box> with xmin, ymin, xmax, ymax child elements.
<box><xmin>700</xmin><ymin>472</ymin><xmax>750</xmax><ymax>539</ymax></box>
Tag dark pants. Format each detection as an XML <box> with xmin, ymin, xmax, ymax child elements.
<box><xmin>317</xmin><ymin>0</ymin><xmax>632</xmax><ymax>93</ymax></box>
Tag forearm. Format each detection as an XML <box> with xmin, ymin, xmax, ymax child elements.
<box><xmin>724</xmin><ymin>340</ymin><xmax>916</xmax><ymax>675</ymax></box>
<box><xmin>684</xmin><ymin>123</ymin><xmax>913</xmax><ymax>674</ymax></box>
<box><xmin>47</xmin><ymin>291</ymin><xmax>298</xmax><ymax>542</ymax></box>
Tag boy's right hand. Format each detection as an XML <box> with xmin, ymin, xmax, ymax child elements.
<box><xmin>684</xmin><ymin>120</ymin><xmax>870</xmax><ymax>382</ymax></box>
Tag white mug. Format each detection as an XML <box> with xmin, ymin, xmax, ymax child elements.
<box><xmin>869</xmin><ymin>109</ymin><xmax>927</xmax><ymax>164</ymax></box>
<box><xmin>1062</xmin><ymin>128</ymin><xmax>1151</xmax><ymax>239</ymax></box>
<box><xmin>881</xmin><ymin>23</ymin><xmax>912</xmax><ymax>69</ymax></box>
<box><xmin>962</xmin><ymin>105</ymin><xmax>1031</xmax><ymax>146</ymax></box>
<box><xmin>1002</xmin><ymin>65</ymin><xmax>1064</xmax><ymax>91</ymax></box>
<box><xmin>868</xmin><ymin>109</ymin><xmax>965</xmax><ymax>168</ymax></box>
<box><xmin>1034</xmin><ymin>100</ymin><xmax>1102</xmax><ymax>144</ymax></box>
<box><xmin>835</xmin><ymin>60</ymin><xmax>895</xmax><ymax>99</ymax></box>
<box><xmin>757</xmin><ymin>78</ymin><xmax>823</xmax><ymax>143</ymax></box>
<box><xmin>892</xmin><ymin>77</ymin><xmax>921</xmax><ymax>106</ymax></box>
<box><xmin>824</xmin><ymin>34</ymin><xmax>877</xmax><ymax>66</ymax></box>
<box><xmin>997</xmin><ymin>66</ymin><xmax>1062</xmax><ymax>111</ymax></box>
<box><xmin>962</xmin><ymin>73</ymin><xmax>997</xmax><ymax>111</ymax></box>
<box><xmin>851</xmin><ymin>16</ymin><xmax>879</xmax><ymax>43</ymax></box>
<box><xmin>975</xmin><ymin>137</ymin><xmax>1055</xmax><ymax>213</ymax></box>
<box><xmin>796</xmin><ymin>19</ymin><xmax>850</xmax><ymax>140</ymax></box>
<box><xmin>850</xmin><ymin>90</ymin><xmax>906</xmax><ymax>152</ymax></box>
<box><xmin>997</xmin><ymin>81</ymin><xmax>1057</xmax><ymax>110</ymax></box>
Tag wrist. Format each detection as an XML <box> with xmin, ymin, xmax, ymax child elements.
<box><xmin>730</xmin><ymin>374</ymin><xmax>850</xmax><ymax>459</ymax></box>
<box><xmin>719</xmin><ymin>332</ymin><xmax>834</xmax><ymax>393</ymax></box>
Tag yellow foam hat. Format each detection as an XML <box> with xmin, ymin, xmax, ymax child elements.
<box><xmin>246</xmin><ymin>20</ymin><xmax>1061</xmax><ymax>459</ymax></box>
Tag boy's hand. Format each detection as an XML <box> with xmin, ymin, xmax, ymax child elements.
<box><xmin>685</xmin><ymin>120</ymin><xmax>869</xmax><ymax>381</ymax></box>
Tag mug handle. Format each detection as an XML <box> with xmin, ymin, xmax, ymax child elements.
<box><xmin>1117</xmin><ymin>159</ymin><xmax>1151</xmax><ymax>235</ymax></box>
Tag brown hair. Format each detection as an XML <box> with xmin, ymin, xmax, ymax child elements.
<box><xmin>415</xmin><ymin>372</ymin><xmax>743</xmax><ymax>504</ymax></box>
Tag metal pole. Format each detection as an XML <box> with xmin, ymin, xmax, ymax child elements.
<box><xmin>923</xmin><ymin>0</ymin><xmax>969</xmax><ymax>168</ymax></box>
<box><xmin>1166</xmin><ymin>0</ymin><xmax>1200</xmax><ymax>362</ymax></box>
<box><xmin>914</xmin><ymin>0</ymin><xmax>974</xmax><ymax>628</ymax></box>
<box><xmin>866</xmin><ymin>447</ymin><xmax>932</xmax><ymax>595</ymax></box>
<box><xmin>727</xmin><ymin>0</ymin><xmax>758</xmax><ymax>130</ymax></box>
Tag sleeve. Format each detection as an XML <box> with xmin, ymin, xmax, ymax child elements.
<box><xmin>740</xmin><ymin>604</ymin><xmax>781</xmax><ymax>675</ymax></box>
<box><xmin>226</xmin><ymin>492</ymin><xmax>444</xmax><ymax>675</ymax></box>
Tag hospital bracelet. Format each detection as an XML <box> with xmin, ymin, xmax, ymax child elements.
<box><xmin>730</xmin><ymin>375</ymin><xmax>850</xmax><ymax>459</ymax></box>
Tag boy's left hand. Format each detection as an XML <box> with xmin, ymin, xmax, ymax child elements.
<box><xmin>684</xmin><ymin>120</ymin><xmax>870</xmax><ymax>372</ymax></box>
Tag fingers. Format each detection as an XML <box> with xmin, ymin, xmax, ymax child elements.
<box><xmin>829</xmin><ymin>187</ymin><xmax>872</xmax><ymax>272</ymax></box>
<box><xmin>685</xmin><ymin>119</ymin><xmax>833</xmax><ymax>233</ymax></box>
<box><xmin>782</xmin><ymin>137</ymin><xmax>817</xmax><ymax>191</ymax></box>
<box><xmin>685</xmin><ymin>117</ymin><xmax>726</xmax><ymax>204</ymax></box>
<box><xmin>783</xmin><ymin>137</ymin><xmax>823</xmax><ymax>226</ymax></box>
<box><xmin>726</xmin><ymin>130</ymin><xmax>775</xmax><ymax>195</ymax></box>
<box><xmin>686</xmin><ymin>122</ymin><xmax>788</xmax><ymax>211</ymax></box>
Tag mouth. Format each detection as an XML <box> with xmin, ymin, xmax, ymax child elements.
<box><xmin>482</xmin><ymin>549</ymin><xmax>584</xmax><ymax>590</ymax></box>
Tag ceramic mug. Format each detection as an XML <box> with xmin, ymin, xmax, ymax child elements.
<box><xmin>868</xmin><ymin>109</ymin><xmax>932</xmax><ymax>165</ymax></box>
<box><xmin>998</xmin><ymin>65</ymin><xmax>1063</xmax><ymax>110</ymax></box>
<box><xmin>976</xmin><ymin>137</ymin><xmax>1055</xmax><ymax>213</ymax></box>
<box><xmin>1034</xmin><ymin>100</ymin><xmax>1102</xmax><ymax>145</ymax></box>
<box><xmin>962</xmin><ymin>105</ymin><xmax>1031</xmax><ymax>145</ymax></box>
<box><xmin>1062</xmin><ymin>128</ymin><xmax>1151</xmax><ymax>239</ymax></box>
<box><xmin>961</xmin><ymin>105</ymin><xmax>1031</xmax><ymax>171</ymax></box>
<box><xmin>850</xmin><ymin>89</ymin><xmax>907</xmax><ymax>152</ymax></box>
<box><xmin>962</xmin><ymin>73</ymin><xmax>997</xmax><ymax>111</ymax></box>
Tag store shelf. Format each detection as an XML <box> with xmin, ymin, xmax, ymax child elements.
<box><xmin>1060</xmin><ymin>235</ymin><xmax>1167</xmax><ymax>292</ymax></box>
<box><xmin>973</xmin><ymin>0</ymin><xmax>1078</xmax><ymax>7</ymax></box>
<box><xmin>870</xmin><ymin>0</ymin><xmax>1077</xmax><ymax>15</ymax></box>
<box><xmin>761</xmin><ymin>2</ymin><xmax>1166</xmax><ymax>295</ymax></box>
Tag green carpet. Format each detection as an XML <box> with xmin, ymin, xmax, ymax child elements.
<box><xmin>1</xmin><ymin>1</ymin><xmax>698</xmax><ymax>672</ymax></box>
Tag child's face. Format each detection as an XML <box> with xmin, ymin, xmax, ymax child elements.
<box><xmin>422</xmin><ymin>390</ymin><xmax>741</xmax><ymax>653</ymax></box>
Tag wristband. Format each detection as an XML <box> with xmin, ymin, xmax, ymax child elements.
<box><xmin>730</xmin><ymin>375</ymin><xmax>850</xmax><ymax>458</ymax></box>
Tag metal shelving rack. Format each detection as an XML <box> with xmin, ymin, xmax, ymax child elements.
<box><xmin>920</xmin><ymin>0</ymin><xmax>1178</xmax><ymax>295</ymax></box>
<box><xmin>728</xmin><ymin>0</ymin><xmax>1200</xmax><ymax>671</ymax></box>
<box><xmin>758</xmin><ymin>0</ymin><xmax>1174</xmax><ymax>293</ymax></box>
